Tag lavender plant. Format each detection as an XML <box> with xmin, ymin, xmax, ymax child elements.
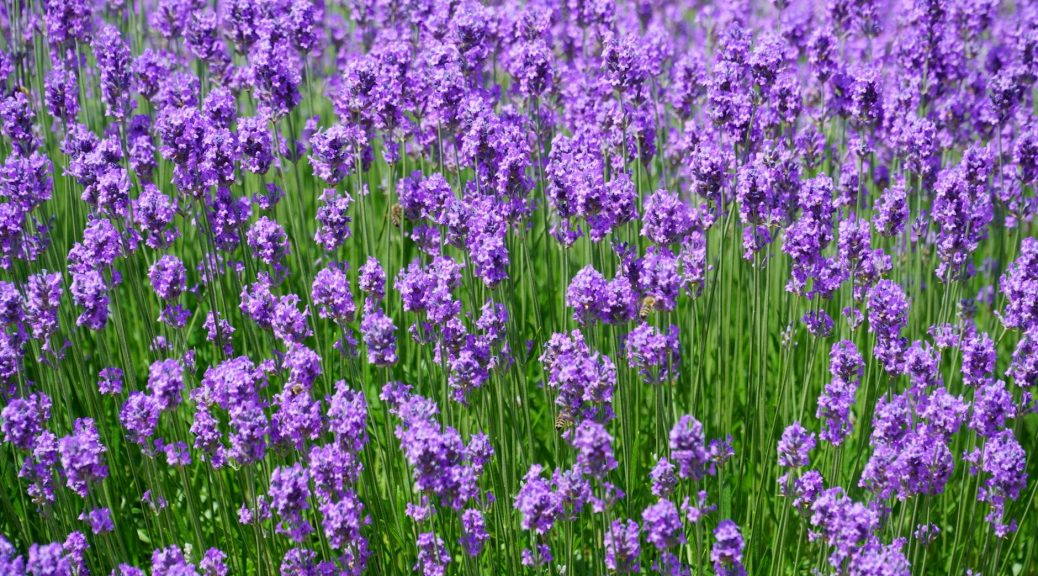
<box><xmin>0</xmin><ymin>0</ymin><xmax>1036</xmax><ymax>574</ymax></box>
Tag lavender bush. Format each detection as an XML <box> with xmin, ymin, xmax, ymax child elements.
<box><xmin>0</xmin><ymin>0</ymin><xmax>1037</xmax><ymax>574</ymax></box>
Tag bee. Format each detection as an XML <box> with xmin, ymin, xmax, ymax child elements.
<box><xmin>554</xmin><ymin>413</ymin><xmax>572</xmax><ymax>432</ymax></box>
<box><xmin>390</xmin><ymin>203</ymin><xmax>404</xmax><ymax>227</ymax></box>
<box><xmin>639</xmin><ymin>296</ymin><xmax>657</xmax><ymax>320</ymax></box>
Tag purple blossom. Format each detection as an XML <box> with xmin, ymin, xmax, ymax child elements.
<box><xmin>1</xmin><ymin>392</ymin><xmax>51</xmax><ymax>450</ymax></box>
<box><xmin>149</xmin><ymin>255</ymin><xmax>187</xmax><ymax>301</ymax></box>
<box><xmin>778</xmin><ymin>422</ymin><xmax>816</xmax><ymax>468</ymax></box>
<box><xmin>642</xmin><ymin>189</ymin><xmax>693</xmax><ymax>245</ymax></box>
<box><xmin>120</xmin><ymin>392</ymin><xmax>161</xmax><ymax>447</ymax></box>
<box><xmin>315</xmin><ymin>188</ymin><xmax>353</xmax><ymax>252</ymax></box>
<box><xmin>269</xmin><ymin>463</ymin><xmax>313</xmax><ymax>543</ymax></box>
<box><xmin>58</xmin><ymin>418</ymin><xmax>107</xmax><ymax>497</ymax></box>
<box><xmin>460</xmin><ymin>509</ymin><xmax>488</xmax><ymax>557</ymax></box>
<box><xmin>515</xmin><ymin>464</ymin><xmax>561</xmax><ymax>535</ymax></box>
<box><xmin>625</xmin><ymin>322</ymin><xmax>681</xmax><ymax>385</ymax></box>
<box><xmin>93</xmin><ymin>24</ymin><xmax>135</xmax><ymax>119</ymax></box>
<box><xmin>415</xmin><ymin>532</ymin><xmax>450</xmax><ymax>576</ymax></box>
<box><xmin>642</xmin><ymin>499</ymin><xmax>684</xmax><ymax>550</ymax></box>
<box><xmin>570</xmin><ymin>419</ymin><xmax>617</xmax><ymax>478</ymax></box>
<box><xmin>669</xmin><ymin>415</ymin><xmax>711</xmax><ymax>480</ymax></box>
<box><xmin>961</xmin><ymin>331</ymin><xmax>996</xmax><ymax>387</ymax></box>
<box><xmin>312</xmin><ymin>264</ymin><xmax>356</xmax><ymax>323</ymax></box>
<box><xmin>970</xmin><ymin>379</ymin><xmax>1017</xmax><ymax>438</ymax></box>
<box><xmin>650</xmin><ymin>458</ymin><xmax>677</xmax><ymax>498</ymax></box>
<box><xmin>310</xmin><ymin>124</ymin><xmax>366</xmax><ymax>185</ymax></box>
<box><xmin>358</xmin><ymin>258</ymin><xmax>386</xmax><ymax>302</ymax></box>
<box><xmin>809</xmin><ymin>487</ymin><xmax>879</xmax><ymax>570</ymax></box>
<box><xmin>976</xmin><ymin>429</ymin><xmax>1028</xmax><ymax>537</ymax></box>
<box><xmin>567</xmin><ymin>266</ymin><xmax>606</xmax><ymax>326</ymax></box>
<box><xmin>247</xmin><ymin>216</ymin><xmax>290</xmax><ymax>266</ymax></box>
<box><xmin>79</xmin><ymin>507</ymin><xmax>114</xmax><ymax>534</ymax></box>
<box><xmin>1001</xmin><ymin>238</ymin><xmax>1038</xmax><ymax>333</ymax></box>
<box><xmin>711</xmin><ymin>519</ymin><xmax>746</xmax><ymax>576</ymax></box>
<box><xmin>361</xmin><ymin>304</ymin><xmax>397</xmax><ymax>366</ymax></box>
<box><xmin>605</xmin><ymin>519</ymin><xmax>641</xmax><ymax>574</ymax></box>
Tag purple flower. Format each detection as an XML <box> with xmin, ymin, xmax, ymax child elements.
<box><xmin>875</xmin><ymin>180</ymin><xmax>909</xmax><ymax>237</ymax></box>
<box><xmin>809</xmin><ymin>487</ymin><xmax>879</xmax><ymax>569</ymax></box>
<box><xmin>148</xmin><ymin>358</ymin><xmax>184</xmax><ymax>411</ymax></box>
<box><xmin>241</xmin><ymin>273</ymin><xmax>278</xmax><ymax>328</ymax></box>
<box><xmin>515</xmin><ymin>464</ymin><xmax>561</xmax><ymax>535</ymax></box>
<box><xmin>904</xmin><ymin>340</ymin><xmax>941</xmax><ymax>389</ymax></box>
<box><xmin>58</xmin><ymin>418</ymin><xmax>107</xmax><ymax>497</ymax></box>
<box><xmin>251</xmin><ymin>37</ymin><xmax>302</xmax><ymax>119</ymax></box>
<box><xmin>70</xmin><ymin>269</ymin><xmax>108</xmax><ymax>332</ymax></box>
<box><xmin>848</xmin><ymin>538</ymin><xmax>910</xmax><ymax>576</ymax></box>
<box><xmin>1</xmin><ymin>392</ymin><xmax>51</xmax><ymax>450</ymax></box>
<box><xmin>920</xmin><ymin>386</ymin><xmax>969</xmax><ymax>439</ymax></box>
<box><xmin>711</xmin><ymin>519</ymin><xmax>746</xmax><ymax>576</ymax></box>
<box><xmin>570</xmin><ymin>419</ymin><xmax>618</xmax><ymax>478</ymax></box>
<box><xmin>970</xmin><ymin>379</ymin><xmax>1017</xmax><ymax>438</ymax></box>
<box><xmin>642</xmin><ymin>499</ymin><xmax>684</xmax><ymax>550</ymax></box>
<box><xmin>818</xmin><ymin>341</ymin><xmax>863</xmax><ymax>445</ymax></box>
<box><xmin>247</xmin><ymin>216</ymin><xmax>290</xmax><ymax>266</ymax></box>
<box><xmin>93</xmin><ymin>24</ymin><xmax>135</xmax><ymax>119</ymax></box>
<box><xmin>460</xmin><ymin>509</ymin><xmax>488</xmax><ymax>557</ymax></box>
<box><xmin>269</xmin><ymin>463</ymin><xmax>313</xmax><ymax>543</ymax></box>
<box><xmin>778</xmin><ymin>422</ymin><xmax>816</xmax><ymax>468</ymax></box>
<box><xmin>97</xmin><ymin>367</ymin><xmax>123</xmax><ymax>395</ymax></box>
<box><xmin>605</xmin><ymin>518</ymin><xmax>641</xmax><ymax>574</ymax></box>
<box><xmin>415</xmin><ymin>532</ymin><xmax>450</xmax><ymax>576</ymax></box>
<box><xmin>361</xmin><ymin>304</ymin><xmax>397</xmax><ymax>366</ymax></box>
<box><xmin>200</xmin><ymin>548</ymin><xmax>228</xmax><ymax>576</ymax></box>
<box><xmin>780</xmin><ymin>469</ymin><xmax>824</xmax><ymax>511</ymax></box>
<box><xmin>1</xmin><ymin>151</ymin><xmax>53</xmax><ymax>211</ymax></box>
<box><xmin>310</xmin><ymin>124</ymin><xmax>366</xmax><ymax>185</ymax></box>
<box><xmin>625</xmin><ymin>322</ymin><xmax>681</xmax><ymax>385</ymax></box>
<box><xmin>273</xmin><ymin>294</ymin><xmax>312</xmax><ymax>344</ymax></box>
<box><xmin>976</xmin><ymin>429</ymin><xmax>1028</xmax><ymax>537</ymax></box>
<box><xmin>204</xmin><ymin>311</ymin><xmax>235</xmax><ymax>355</ymax></box>
<box><xmin>1008</xmin><ymin>335</ymin><xmax>1038</xmax><ymax>388</ymax></box>
<box><xmin>358</xmin><ymin>257</ymin><xmax>386</xmax><ymax>302</ymax></box>
<box><xmin>867</xmin><ymin>280</ymin><xmax>909</xmax><ymax>336</ymax></box>
<box><xmin>44</xmin><ymin>65</ymin><xmax>79</xmax><ymax>123</ymax></box>
<box><xmin>312</xmin><ymin>264</ymin><xmax>356</xmax><ymax>324</ymax></box>
<box><xmin>314</xmin><ymin>188</ymin><xmax>353</xmax><ymax>252</ymax></box>
<box><xmin>867</xmin><ymin>281</ymin><xmax>909</xmax><ymax>373</ymax></box>
<box><xmin>320</xmin><ymin>491</ymin><xmax>370</xmax><ymax>565</ymax></box>
<box><xmin>636</xmin><ymin>246</ymin><xmax>681</xmax><ymax>312</ymax></box>
<box><xmin>669</xmin><ymin>415</ymin><xmax>710</xmax><ymax>480</ymax></box>
<box><xmin>279</xmin><ymin>547</ymin><xmax>321</xmax><ymax>576</ymax></box>
<box><xmin>642</xmin><ymin>189</ymin><xmax>693</xmax><ymax>245</ymax></box>
<box><xmin>932</xmin><ymin>162</ymin><xmax>993</xmax><ymax>279</ymax></box>
<box><xmin>79</xmin><ymin>507</ymin><xmax>114</xmax><ymax>534</ymax></box>
<box><xmin>135</xmin><ymin>184</ymin><xmax>179</xmax><ymax>249</ymax></box>
<box><xmin>467</xmin><ymin>221</ymin><xmax>510</xmax><ymax>289</ymax></box>
<box><xmin>1</xmin><ymin>92</ymin><xmax>38</xmax><ymax>154</ymax></box>
<box><xmin>961</xmin><ymin>331</ymin><xmax>997</xmax><ymax>387</ymax></box>
<box><xmin>802</xmin><ymin>310</ymin><xmax>834</xmax><ymax>338</ymax></box>
<box><xmin>650</xmin><ymin>458</ymin><xmax>677</xmax><ymax>497</ymax></box>
<box><xmin>1001</xmin><ymin>238</ymin><xmax>1038</xmax><ymax>334</ymax></box>
<box><xmin>238</xmin><ymin>117</ymin><xmax>274</xmax><ymax>174</ymax></box>
<box><xmin>120</xmin><ymin>392</ymin><xmax>161</xmax><ymax>447</ymax></box>
<box><xmin>567</xmin><ymin>266</ymin><xmax>606</xmax><ymax>325</ymax></box>
<box><xmin>540</xmin><ymin>330</ymin><xmax>617</xmax><ymax>424</ymax></box>
<box><xmin>43</xmin><ymin>0</ymin><xmax>93</xmax><ymax>48</ymax></box>
<box><xmin>149</xmin><ymin>255</ymin><xmax>187</xmax><ymax>301</ymax></box>
<box><xmin>507</xmin><ymin>39</ymin><xmax>554</xmax><ymax>97</ymax></box>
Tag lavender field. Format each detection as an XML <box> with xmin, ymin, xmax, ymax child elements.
<box><xmin>1</xmin><ymin>0</ymin><xmax>1037</xmax><ymax>574</ymax></box>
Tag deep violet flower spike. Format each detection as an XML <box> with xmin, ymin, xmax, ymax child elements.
<box><xmin>93</xmin><ymin>24</ymin><xmax>135</xmax><ymax>119</ymax></box>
